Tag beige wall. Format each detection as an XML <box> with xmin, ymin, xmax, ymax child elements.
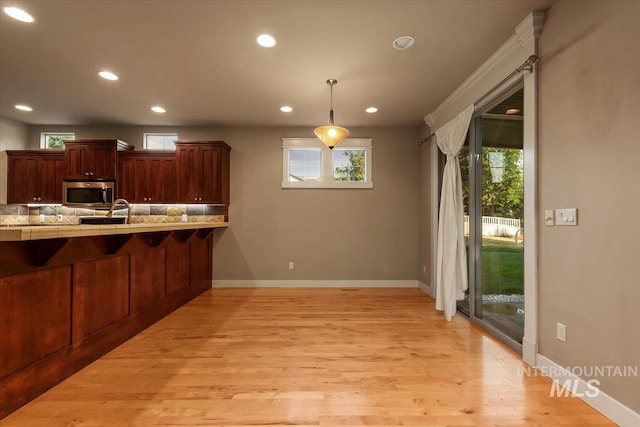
<box><xmin>418</xmin><ymin>127</ymin><xmax>433</xmax><ymax>290</ymax></box>
<box><xmin>0</xmin><ymin>116</ymin><xmax>29</xmax><ymax>150</ymax></box>
<box><xmin>211</xmin><ymin>126</ymin><xmax>420</xmax><ymax>281</ymax></box>
<box><xmin>27</xmin><ymin>124</ymin><xmax>182</xmax><ymax>149</ymax></box>
<box><xmin>26</xmin><ymin>124</ymin><xmax>421</xmax><ymax>281</ymax></box>
<box><xmin>538</xmin><ymin>0</ymin><xmax>640</xmax><ymax>411</ymax></box>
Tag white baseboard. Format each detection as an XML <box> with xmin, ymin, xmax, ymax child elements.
<box><xmin>417</xmin><ymin>280</ymin><xmax>434</xmax><ymax>298</ymax></box>
<box><xmin>212</xmin><ymin>279</ymin><xmax>420</xmax><ymax>288</ymax></box>
<box><xmin>536</xmin><ymin>354</ymin><xmax>640</xmax><ymax>427</ymax></box>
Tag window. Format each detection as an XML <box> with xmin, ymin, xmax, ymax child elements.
<box><xmin>40</xmin><ymin>132</ymin><xmax>75</xmax><ymax>149</ymax></box>
<box><xmin>282</xmin><ymin>138</ymin><xmax>372</xmax><ymax>188</ymax></box>
<box><xmin>144</xmin><ymin>133</ymin><xmax>178</xmax><ymax>150</ymax></box>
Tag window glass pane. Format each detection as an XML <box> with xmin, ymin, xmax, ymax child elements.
<box><xmin>289</xmin><ymin>149</ymin><xmax>321</xmax><ymax>182</ymax></box>
<box><xmin>43</xmin><ymin>133</ymin><xmax>75</xmax><ymax>149</ymax></box>
<box><xmin>144</xmin><ymin>133</ymin><xmax>177</xmax><ymax>150</ymax></box>
<box><xmin>333</xmin><ymin>149</ymin><xmax>366</xmax><ymax>182</ymax></box>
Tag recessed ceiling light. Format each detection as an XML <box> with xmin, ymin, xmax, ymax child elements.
<box><xmin>392</xmin><ymin>35</ymin><xmax>414</xmax><ymax>50</ymax></box>
<box><xmin>3</xmin><ymin>6</ymin><xmax>34</xmax><ymax>23</ymax></box>
<box><xmin>280</xmin><ymin>106</ymin><xmax>293</xmax><ymax>113</ymax></box>
<box><xmin>257</xmin><ymin>34</ymin><xmax>276</xmax><ymax>48</ymax></box>
<box><xmin>151</xmin><ymin>106</ymin><xmax>166</xmax><ymax>113</ymax></box>
<box><xmin>365</xmin><ymin>107</ymin><xmax>378</xmax><ymax>113</ymax></box>
<box><xmin>506</xmin><ymin>108</ymin><xmax>521</xmax><ymax>115</ymax></box>
<box><xmin>98</xmin><ymin>71</ymin><xmax>119</xmax><ymax>81</ymax></box>
<box><xmin>15</xmin><ymin>104</ymin><xmax>33</xmax><ymax>112</ymax></box>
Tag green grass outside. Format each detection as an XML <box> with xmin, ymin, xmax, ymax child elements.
<box><xmin>481</xmin><ymin>241</ymin><xmax>524</xmax><ymax>295</ymax></box>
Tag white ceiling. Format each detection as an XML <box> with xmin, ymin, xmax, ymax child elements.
<box><xmin>0</xmin><ymin>0</ymin><xmax>554</xmax><ymax>128</ymax></box>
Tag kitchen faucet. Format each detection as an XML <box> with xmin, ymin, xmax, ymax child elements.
<box><xmin>106</xmin><ymin>199</ymin><xmax>132</xmax><ymax>224</ymax></box>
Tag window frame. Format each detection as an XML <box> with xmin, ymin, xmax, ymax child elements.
<box><xmin>282</xmin><ymin>138</ymin><xmax>373</xmax><ymax>189</ymax></box>
<box><xmin>143</xmin><ymin>132</ymin><xmax>178</xmax><ymax>150</ymax></box>
<box><xmin>40</xmin><ymin>132</ymin><xmax>75</xmax><ymax>149</ymax></box>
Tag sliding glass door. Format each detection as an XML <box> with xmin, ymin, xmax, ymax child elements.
<box><xmin>458</xmin><ymin>83</ymin><xmax>525</xmax><ymax>348</ymax></box>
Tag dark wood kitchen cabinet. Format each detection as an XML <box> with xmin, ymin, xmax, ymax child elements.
<box><xmin>0</xmin><ymin>266</ymin><xmax>72</xmax><ymax>379</ymax></box>
<box><xmin>0</xmin><ymin>228</ymin><xmax>217</xmax><ymax>418</ymax></box>
<box><xmin>63</xmin><ymin>139</ymin><xmax>132</xmax><ymax>180</ymax></box>
<box><xmin>175</xmin><ymin>140</ymin><xmax>230</xmax><ymax>204</ymax></box>
<box><xmin>118</xmin><ymin>151</ymin><xmax>176</xmax><ymax>203</ymax></box>
<box><xmin>4</xmin><ymin>150</ymin><xmax>64</xmax><ymax>203</ymax></box>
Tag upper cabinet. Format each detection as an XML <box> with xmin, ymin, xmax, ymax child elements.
<box><xmin>2</xmin><ymin>151</ymin><xmax>65</xmax><ymax>204</ymax></box>
<box><xmin>118</xmin><ymin>151</ymin><xmax>176</xmax><ymax>203</ymax></box>
<box><xmin>1</xmin><ymin>139</ymin><xmax>230</xmax><ymax>206</ymax></box>
<box><xmin>175</xmin><ymin>141</ymin><xmax>230</xmax><ymax>205</ymax></box>
<box><xmin>63</xmin><ymin>139</ymin><xmax>132</xmax><ymax>181</ymax></box>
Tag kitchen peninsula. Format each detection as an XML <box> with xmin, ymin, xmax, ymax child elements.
<box><xmin>0</xmin><ymin>221</ymin><xmax>227</xmax><ymax>418</ymax></box>
<box><xmin>0</xmin><ymin>139</ymin><xmax>232</xmax><ymax>417</ymax></box>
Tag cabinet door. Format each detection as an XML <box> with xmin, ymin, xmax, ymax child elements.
<box><xmin>0</xmin><ymin>267</ymin><xmax>72</xmax><ymax>378</ymax></box>
<box><xmin>200</xmin><ymin>146</ymin><xmax>221</xmax><ymax>203</ymax></box>
<box><xmin>64</xmin><ymin>142</ymin><xmax>117</xmax><ymax>180</ymax></box>
<box><xmin>130</xmin><ymin>247</ymin><xmax>166</xmax><ymax>314</ymax></box>
<box><xmin>176</xmin><ymin>145</ymin><xmax>202</xmax><ymax>202</ymax></box>
<box><xmin>73</xmin><ymin>256</ymin><xmax>129</xmax><ymax>342</ymax></box>
<box><xmin>166</xmin><ymin>243</ymin><xmax>191</xmax><ymax>295</ymax></box>
<box><xmin>117</xmin><ymin>155</ymin><xmax>138</xmax><ymax>201</ymax></box>
<box><xmin>190</xmin><ymin>236</ymin><xmax>212</xmax><ymax>292</ymax></box>
<box><xmin>63</xmin><ymin>144</ymin><xmax>91</xmax><ymax>179</ymax></box>
<box><xmin>7</xmin><ymin>155</ymin><xmax>39</xmax><ymax>203</ymax></box>
<box><xmin>38</xmin><ymin>155</ymin><xmax>65</xmax><ymax>203</ymax></box>
<box><xmin>91</xmin><ymin>144</ymin><xmax>117</xmax><ymax>180</ymax></box>
<box><xmin>175</xmin><ymin>141</ymin><xmax>230</xmax><ymax>205</ymax></box>
<box><xmin>147</xmin><ymin>156</ymin><xmax>176</xmax><ymax>203</ymax></box>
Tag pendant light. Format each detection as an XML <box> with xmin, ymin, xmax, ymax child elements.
<box><xmin>314</xmin><ymin>79</ymin><xmax>350</xmax><ymax>149</ymax></box>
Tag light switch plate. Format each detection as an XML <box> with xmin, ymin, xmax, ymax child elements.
<box><xmin>544</xmin><ymin>210</ymin><xmax>554</xmax><ymax>226</ymax></box>
<box><xmin>555</xmin><ymin>208</ymin><xmax>578</xmax><ymax>226</ymax></box>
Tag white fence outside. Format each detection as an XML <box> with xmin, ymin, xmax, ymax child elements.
<box><xmin>464</xmin><ymin>215</ymin><xmax>522</xmax><ymax>238</ymax></box>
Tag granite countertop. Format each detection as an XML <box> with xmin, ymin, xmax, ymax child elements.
<box><xmin>0</xmin><ymin>222</ymin><xmax>228</xmax><ymax>242</ymax></box>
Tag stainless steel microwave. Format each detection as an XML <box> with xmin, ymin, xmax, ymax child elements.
<box><xmin>62</xmin><ymin>181</ymin><xmax>114</xmax><ymax>208</ymax></box>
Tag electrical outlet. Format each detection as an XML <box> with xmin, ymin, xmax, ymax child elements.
<box><xmin>422</xmin><ymin>264</ymin><xmax>427</xmax><ymax>273</ymax></box>
<box><xmin>38</xmin><ymin>214</ymin><xmax>45</xmax><ymax>223</ymax></box>
<box><xmin>181</xmin><ymin>214</ymin><xmax>188</xmax><ymax>223</ymax></box>
<box><xmin>557</xmin><ymin>323</ymin><xmax>567</xmax><ymax>342</ymax></box>
<box><xmin>288</xmin><ymin>261</ymin><xmax>294</xmax><ymax>270</ymax></box>
<box><xmin>57</xmin><ymin>214</ymin><xmax>63</xmax><ymax>223</ymax></box>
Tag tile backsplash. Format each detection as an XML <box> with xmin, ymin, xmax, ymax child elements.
<box><xmin>0</xmin><ymin>204</ymin><xmax>228</xmax><ymax>226</ymax></box>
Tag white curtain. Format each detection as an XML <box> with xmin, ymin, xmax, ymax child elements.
<box><xmin>435</xmin><ymin>104</ymin><xmax>474</xmax><ymax>321</ymax></box>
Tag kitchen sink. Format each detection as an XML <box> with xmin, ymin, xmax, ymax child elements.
<box><xmin>79</xmin><ymin>217</ymin><xmax>127</xmax><ymax>225</ymax></box>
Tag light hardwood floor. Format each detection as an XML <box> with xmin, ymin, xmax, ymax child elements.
<box><xmin>2</xmin><ymin>288</ymin><xmax>614</xmax><ymax>426</ymax></box>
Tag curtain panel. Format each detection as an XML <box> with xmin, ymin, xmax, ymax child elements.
<box><xmin>435</xmin><ymin>104</ymin><xmax>474</xmax><ymax>321</ymax></box>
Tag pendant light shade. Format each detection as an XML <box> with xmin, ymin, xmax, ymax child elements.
<box><xmin>314</xmin><ymin>79</ymin><xmax>350</xmax><ymax>149</ymax></box>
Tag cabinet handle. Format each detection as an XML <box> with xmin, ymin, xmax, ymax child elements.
<box><xmin>37</xmin><ymin>197</ymin><xmax>42</xmax><ymax>201</ymax></box>
<box><xmin>32</xmin><ymin>197</ymin><xmax>38</xmax><ymax>201</ymax></box>
<box><xmin>89</xmin><ymin>172</ymin><xmax>95</xmax><ymax>176</ymax></box>
<box><xmin>85</xmin><ymin>172</ymin><xmax>90</xmax><ymax>176</ymax></box>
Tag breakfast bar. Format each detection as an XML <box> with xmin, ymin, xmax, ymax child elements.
<box><xmin>0</xmin><ymin>222</ymin><xmax>227</xmax><ymax>418</ymax></box>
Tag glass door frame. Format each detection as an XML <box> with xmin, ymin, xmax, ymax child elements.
<box><xmin>462</xmin><ymin>80</ymin><xmax>525</xmax><ymax>353</ymax></box>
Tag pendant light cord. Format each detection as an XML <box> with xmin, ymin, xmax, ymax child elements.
<box><xmin>329</xmin><ymin>81</ymin><xmax>335</xmax><ymax>125</ymax></box>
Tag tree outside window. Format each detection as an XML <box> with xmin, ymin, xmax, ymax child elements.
<box><xmin>333</xmin><ymin>149</ymin><xmax>365</xmax><ymax>182</ymax></box>
<box><xmin>41</xmin><ymin>133</ymin><xmax>75</xmax><ymax>149</ymax></box>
